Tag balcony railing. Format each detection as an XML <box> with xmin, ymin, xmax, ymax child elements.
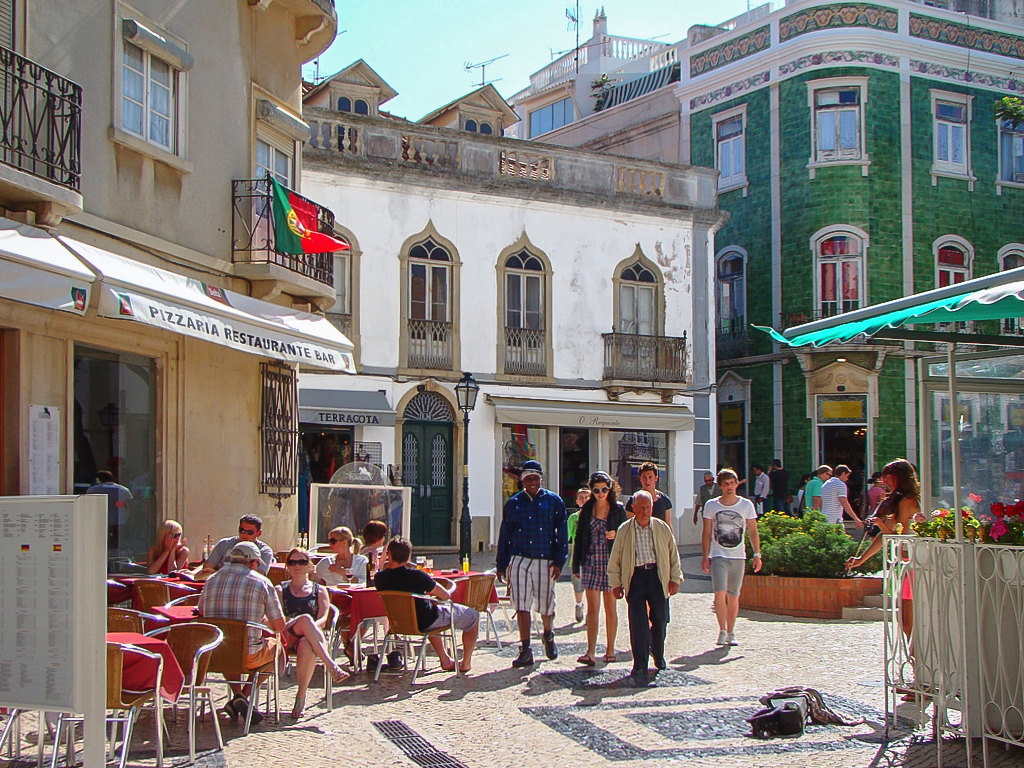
<box><xmin>232</xmin><ymin>178</ymin><xmax>334</xmax><ymax>288</ymax></box>
<box><xmin>407</xmin><ymin>319</ymin><xmax>452</xmax><ymax>370</ymax></box>
<box><xmin>602</xmin><ymin>332</ymin><xmax>688</xmax><ymax>384</ymax></box>
<box><xmin>0</xmin><ymin>46</ymin><xmax>81</xmax><ymax>191</ymax></box>
<box><xmin>716</xmin><ymin>318</ymin><xmax>753</xmax><ymax>361</ymax></box>
<box><xmin>504</xmin><ymin>326</ymin><xmax>546</xmax><ymax>376</ymax></box>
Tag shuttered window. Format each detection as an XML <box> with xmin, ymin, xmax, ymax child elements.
<box><xmin>0</xmin><ymin>0</ymin><xmax>15</xmax><ymax>50</ymax></box>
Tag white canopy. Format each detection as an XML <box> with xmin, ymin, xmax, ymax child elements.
<box><xmin>487</xmin><ymin>395</ymin><xmax>694</xmax><ymax>431</ymax></box>
<box><xmin>0</xmin><ymin>219</ymin><xmax>93</xmax><ymax>314</ymax></box>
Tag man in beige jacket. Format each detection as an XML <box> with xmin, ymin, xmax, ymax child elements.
<box><xmin>608</xmin><ymin>490</ymin><xmax>682</xmax><ymax>682</ymax></box>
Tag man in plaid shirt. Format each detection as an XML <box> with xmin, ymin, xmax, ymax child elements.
<box><xmin>199</xmin><ymin>541</ymin><xmax>285</xmax><ymax>724</ymax></box>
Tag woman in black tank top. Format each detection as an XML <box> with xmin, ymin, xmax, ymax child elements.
<box><xmin>276</xmin><ymin>547</ymin><xmax>347</xmax><ymax>718</ymax></box>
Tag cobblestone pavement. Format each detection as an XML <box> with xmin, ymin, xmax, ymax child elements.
<box><xmin>5</xmin><ymin>574</ymin><xmax>1023</xmax><ymax>768</ymax></box>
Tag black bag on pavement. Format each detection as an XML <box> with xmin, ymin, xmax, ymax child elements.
<box><xmin>746</xmin><ymin>697</ymin><xmax>807</xmax><ymax>739</ymax></box>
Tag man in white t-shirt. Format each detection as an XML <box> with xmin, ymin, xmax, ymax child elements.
<box><xmin>819</xmin><ymin>465</ymin><xmax>863</xmax><ymax>528</ymax></box>
<box><xmin>701</xmin><ymin>469</ymin><xmax>761</xmax><ymax>647</ymax></box>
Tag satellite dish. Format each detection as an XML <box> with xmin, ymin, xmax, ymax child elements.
<box><xmin>329</xmin><ymin>461</ymin><xmax>387</xmax><ymax>486</ymax></box>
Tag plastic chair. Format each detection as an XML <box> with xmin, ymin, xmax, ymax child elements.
<box><xmin>283</xmin><ymin>605</ymin><xmax>341</xmax><ymax>710</ymax></box>
<box><xmin>201</xmin><ymin>618</ymin><xmax>280</xmax><ymax>735</ymax></box>
<box><xmin>374</xmin><ymin>591</ymin><xmax>458</xmax><ymax>685</ymax></box>
<box><xmin>107</xmin><ymin>607</ymin><xmax>162</xmax><ymax>634</ymax></box>
<box><xmin>51</xmin><ymin>642</ymin><xmax>165</xmax><ymax>768</ymax></box>
<box><xmin>458</xmin><ymin>574</ymin><xmax>502</xmax><ymax>649</ymax></box>
<box><xmin>146</xmin><ymin>623</ymin><xmax>224</xmax><ymax>764</ymax></box>
<box><xmin>167</xmin><ymin>593</ymin><xmax>201</xmax><ymax>607</ymax></box>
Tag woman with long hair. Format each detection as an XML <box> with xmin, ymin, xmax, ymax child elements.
<box><xmin>572</xmin><ymin>471</ymin><xmax>627</xmax><ymax>665</ymax></box>
<box><xmin>277</xmin><ymin>547</ymin><xmax>348</xmax><ymax>718</ymax></box>
<box><xmin>315</xmin><ymin>526</ymin><xmax>369</xmax><ymax>585</ymax></box>
<box><xmin>147</xmin><ymin>520</ymin><xmax>189</xmax><ymax>574</ymax></box>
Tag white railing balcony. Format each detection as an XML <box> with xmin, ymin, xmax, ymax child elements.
<box><xmin>407</xmin><ymin>319</ymin><xmax>452</xmax><ymax>370</ymax></box>
<box><xmin>504</xmin><ymin>327</ymin><xmax>546</xmax><ymax>376</ymax></box>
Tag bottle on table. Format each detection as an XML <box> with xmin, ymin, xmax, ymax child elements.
<box><xmin>462</xmin><ymin>555</ymin><xmax>470</xmax><ymax>574</ymax></box>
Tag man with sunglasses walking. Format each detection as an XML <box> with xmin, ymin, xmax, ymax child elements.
<box><xmin>199</xmin><ymin>514</ymin><xmax>275</xmax><ymax>577</ymax></box>
<box><xmin>497</xmin><ymin>460</ymin><xmax>568</xmax><ymax>668</ymax></box>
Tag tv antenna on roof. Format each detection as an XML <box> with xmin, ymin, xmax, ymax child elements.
<box><xmin>566</xmin><ymin>1</ymin><xmax>581</xmax><ymax>73</ymax></box>
<box><xmin>465</xmin><ymin>54</ymin><xmax>508</xmax><ymax>87</ymax></box>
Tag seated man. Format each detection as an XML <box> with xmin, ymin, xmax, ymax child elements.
<box><xmin>197</xmin><ymin>514</ymin><xmax>275</xmax><ymax>578</ymax></box>
<box><xmin>198</xmin><ymin>541</ymin><xmax>285</xmax><ymax>725</ymax></box>
<box><xmin>374</xmin><ymin>537</ymin><xmax>478</xmax><ymax>673</ymax></box>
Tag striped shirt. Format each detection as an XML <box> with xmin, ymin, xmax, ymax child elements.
<box><xmin>633</xmin><ymin>520</ymin><xmax>657</xmax><ymax>566</ymax></box>
<box><xmin>199</xmin><ymin>563</ymin><xmax>284</xmax><ymax>653</ymax></box>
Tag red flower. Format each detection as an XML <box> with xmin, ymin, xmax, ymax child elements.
<box><xmin>969</xmin><ymin>493</ymin><xmax>982</xmax><ymax>503</ymax></box>
<box><xmin>991</xmin><ymin>519</ymin><xmax>1009</xmax><ymax>540</ymax></box>
<box><xmin>992</xmin><ymin>502</ymin><xmax>1006</xmax><ymax>518</ymax></box>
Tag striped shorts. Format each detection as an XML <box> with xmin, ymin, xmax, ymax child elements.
<box><xmin>508</xmin><ymin>555</ymin><xmax>556</xmax><ymax>616</ymax></box>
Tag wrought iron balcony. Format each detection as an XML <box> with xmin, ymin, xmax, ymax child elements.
<box><xmin>407</xmin><ymin>319</ymin><xmax>452</xmax><ymax>370</ymax></box>
<box><xmin>504</xmin><ymin>326</ymin><xmax>546</xmax><ymax>376</ymax></box>
<box><xmin>0</xmin><ymin>46</ymin><xmax>82</xmax><ymax>220</ymax></box>
<box><xmin>232</xmin><ymin>178</ymin><xmax>335</xmax><ymax>294</ymax></box>
<box><xmin>602</xmin><ymin>332</ymin><xmax>688</xmax><ymax>384</ymax></box>
<box><xmin>716</xmin><ymin>318</ymin><xmax>753</xmax><ymax>361</ymax></box>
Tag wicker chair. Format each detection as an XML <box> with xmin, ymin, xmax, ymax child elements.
<box><xmin>374</xmin><ymin>591</ymin><xmax>458</xmax><ymax>685</ymax></box>
<box><xmin>266</xmin><ymin>564</ymin><xmax>290</xmax><ymax>587</ymax></box>
<box><xmin>134</xmin><ymin>580</ymin><xmax>198</xmax><ymax>612</ymax></box>
<box><xmin>146</xmin><ymin>623</ymin><xmax>224</xmax><ymax>763</ymax></box>
<box><xmin>167</xmin><ymin>593</ymin><xmax>201</xmax><ymax>607</ymax></box>
<box><xmin>458</xmin><ymin>573</ymin><xmax>502</xmax><ymax>649</ymax></box>
<box><xmin>107</xmin><ymin>607</ymin><xmax>158</xmax><ymax>634</ymax></box>
<box><xmin>201</xmin><ymin>618</ymin><xmax>280</xmax><ymax>734</ymax></box>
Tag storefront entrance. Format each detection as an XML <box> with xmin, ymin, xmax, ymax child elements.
<box><xmin>817</xmin><ymin>394</ymin><xmax>869</xmax><ymax>515</ymax></box>
<box><xmin>401</xmin><ymin>391</ymin><xmax>454</xmax><ymax>546</ymax></box>
<box><xmin>560</xmin><ymin>427</ymin><xmax>590</xmax><ymax>508</ymax></box>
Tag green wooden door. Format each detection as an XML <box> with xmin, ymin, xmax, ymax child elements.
<box><xmin>402</xmin><ymin>420</ymin><xmax>453</xmax><ymax>546</ymax></box>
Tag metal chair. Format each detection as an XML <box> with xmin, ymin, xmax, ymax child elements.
<box><xmin>458</xmin><ymin>573</ymin><xmax>502</xmax><ymax>649</ymax></box>
<box><xmin>134</xmin><ymin>580</ymin><xmax>197</xmax><ymax>612</ymax></box>
<box><xmin>283</xmin><ymin>604</ymin><xmax>341</xmax><ymax>710</ymax></box>
<box><xmin>374</xmin><ymin>591</ymin><xmax>459</xmax><ymax>685</ymax></box>
<box><xmin>107</xmin><ymin>607</ymin><xmax>162</xmax><ymax>634</ymax></box>
<box><xmin>146</xmin><ymin>623</ymin><xmax>224</xmax><ymax>764</ymax></box>
<box><xmin>51</xmin><ymin>642</ymin><xmax>165</xmax><ymax>768</ymax></box>
<box><xmin>201</xmin><ymin>618</ymin><xmax>280</xmax><ymax>734</ymax></box>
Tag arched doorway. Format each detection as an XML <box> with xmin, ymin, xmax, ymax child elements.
<box><xmin>401</xmin><ymin>391</ymin><xmax>454</xmax><ymax>546</ymax></box>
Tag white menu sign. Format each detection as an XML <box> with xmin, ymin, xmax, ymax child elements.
<box><xmin>0</xmin><ymin>495</ymin><xmax>105</xmax><ymax>720</ymax></box>
<box><xmin>28</xmin><ymin>405</ymin><xmax>60</xmax><ymax>495</ymax></box>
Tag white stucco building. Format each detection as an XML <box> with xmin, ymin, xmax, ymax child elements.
<box><xmin>299</xmin><ymin>63</ymin><xmax>726</xmax><ymax>550</ymax></box>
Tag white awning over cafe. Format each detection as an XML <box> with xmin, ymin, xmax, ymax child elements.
<box><xmin>58</xmin><ymin>236</ymin><xmax>355</xmax><ymax>372</ymax></box>
<box><xmin>486</xmin><ymin>395</ymin><xmax>694</xmax><ymax>431</ymax></box>
<box><xmin>0</xmin><ymin>219</ymin><xmax>93</xmax><ymax>314</ymax></box>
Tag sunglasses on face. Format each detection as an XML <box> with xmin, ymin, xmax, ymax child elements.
<box><xmin>239</xmin><ymin>528</ymin><xmax>258</xmax><ymax>536</ymax></box>
<box><xmin>328</xmin><ymin>537</ymin><xmax>342</xmax><ymax>545</ymax></box>
<box><xmin>591</xmin><ymin>486</ymin><xmax>610</xmax><ymax>494</ymax></box>
<box><xmin>287</xmin><ymin>559</ymin><xmax>309</xmax><ymax>567</ymax></box>
<box><xmin>171</xmin><ymin>532</ymin><xmax>182</xmax><ymax>539</ymax></box>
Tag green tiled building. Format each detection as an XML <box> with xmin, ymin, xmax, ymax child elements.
<box><xmin>513</xmin><ymin>0</ymin><xmax>1024</xmax><ymax>508</ymax></box>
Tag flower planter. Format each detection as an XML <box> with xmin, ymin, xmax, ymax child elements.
<box><xmin>739</xmin><ymin>574</ymin><xmax>883</xmax><ymax>619</ymax></box>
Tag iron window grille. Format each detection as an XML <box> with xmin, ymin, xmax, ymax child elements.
<box><xmin>260</xmin><ymin>361</ymin><xmax>299</xmax><ymax>504</ymax></box>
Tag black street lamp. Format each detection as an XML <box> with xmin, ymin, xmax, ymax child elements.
<box><xmin>454</xmin><ymin>372</ymin><xmax>480</xmax><ymax>564</ymax></box>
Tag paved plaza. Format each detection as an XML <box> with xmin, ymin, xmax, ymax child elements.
<box><xmin>5</xmin><ymin>555</ymin><xmax>1022</xmax><ymax>768</ymax></box>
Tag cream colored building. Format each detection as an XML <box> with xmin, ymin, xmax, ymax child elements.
<box><xmin>0</xmin><ymin>0</ymin><xmax>352</xmax><ymax>563</ymax></box>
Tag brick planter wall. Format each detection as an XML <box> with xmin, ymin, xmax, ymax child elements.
<box><xmin>739</xmin><ymin>574</ymin><xmax>883</xmax><ymax>619</ymax></box>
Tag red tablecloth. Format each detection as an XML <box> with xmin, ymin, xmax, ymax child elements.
<box><xmin>343</xmin><ymin>573</ymin><xmax>498</xmax><ymax>627</ymax></box>
<box><xmin>151</xmin><ymin>605</ymin><xmax>201</xmax><ymax>625</ymax></box>
<box><xmin>106</xmin><ymin>632</ymin><xmax>185</xmax><ymax>703</ymax></box>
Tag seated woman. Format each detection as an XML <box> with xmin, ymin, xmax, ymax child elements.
<box><xmin>316</xmin><ymin>526</ymin><xmax>369</xmax><ymax>586</ymax></box>
<box><xmin>147</xmin><ymin>520</ymin><xmax>190</xmax><ymax>575</ymax></box>
<box><xmin>277</xmin><ymin>547</ymin><xmax>348</xmax><ymax>717</ymax></box>
<box><xmin>361</xmin><ymin>520</ymin><xmax>389</xmax><ymax>575</ymax></box>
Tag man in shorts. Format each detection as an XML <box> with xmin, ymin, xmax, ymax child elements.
<box><xmin>701</xmin><ymin>469</ymin><xmax>761</xmax><ymax>647</ymax></box>
<box><xmin>496</xmin><ymin>460</ymin><xmax>568</xmax><ymax>667</ymax></box>
<box><xmin>374</xmin><ymin>537</ymin><xmax>478</xmax><ymax>672</ymax></box>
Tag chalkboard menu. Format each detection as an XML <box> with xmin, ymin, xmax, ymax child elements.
<box><xmin>0</xmin><ymin>495</ymin><xmax>105</xmax><ymax>713</ymax></box>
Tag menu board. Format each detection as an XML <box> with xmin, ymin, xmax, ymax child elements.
<box><xmin>28</xmin><ymin>405</ymin><xmax>60</xmax><ymax>495</ymax></box>
<box><xmin>0</xmin><ymin>495</ymin><xmax>105</xmax><ymax>713</ymax></box>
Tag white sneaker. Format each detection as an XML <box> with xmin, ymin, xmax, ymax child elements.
<box><xmin>574</xmin><ymin>600</ymin><xmax>584</xmax><ymax>623</ymax></box>
<box><xmin>716</xmin><ymin>630</ymin><xmax>729</xmax><ymax>646</ymax></box>
<box><xmin>728</xmin><ymin>633</ymin><xmax>738</xmax><ymax>646</ymax></box>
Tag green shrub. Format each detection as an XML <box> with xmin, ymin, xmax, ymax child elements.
<box><xmin>746</xmin><ymin>510</ymin><xmax>882</xmax><ymax>579</ymax></box>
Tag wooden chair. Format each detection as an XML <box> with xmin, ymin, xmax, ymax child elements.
<box><xmin>283</xmin><ymin>604</ymin><xmax>341</xmax><ymax>710</ymax></box>
<box><xmin>167</xmin><ymin>593</ymin><xmax>201</xmax><ymax>607</ymax></box>
<box><xmin>458</xmin><ymin>573</ymin><xmax>502</xmax><ymax>649</ymax></box>
<box><xmin>146</xmin><ymin>623</ymin><xmax>224</xmax><ymax>764</ymax></box>
<box><xmin>374</xmin><ymin>591</ymin><xmax>458</xmax><ymax>685</ymax></box>
<box><xmin>134</xmin><ymin>580</ymin><xmax>197</xmax><ymax>612</ymax></box>
<box><xmin>201</xmin><ymin>618</ymin><xmax>279</xmax><ymax>734</ymax></box>
<box><xmin>51</xmin><ymin>642</ymin><xmax>165</xmax><ymax>768</ymax></box>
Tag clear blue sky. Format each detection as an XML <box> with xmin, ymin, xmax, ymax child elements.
<box><xmin>305</xmin><ymin>1</ymin><xmax>755</xmax><ymax>121</ymax></box>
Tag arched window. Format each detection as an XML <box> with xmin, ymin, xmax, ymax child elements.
<box><xmin>479</xmin><ymin>123</ymin><xmax>493</xmax><ymax>135</ymax></box>
<box><xmin>716</xmin><ymin>250</ymin><xmax>746</xmax><ymax>335</ymax></box>
<box><xmin>1000</xmin><ymin>246</ymin><xmax>1024</xmax><ymax>335</ymax></box>
<box><xmin>464</xmin><ymin>119</ymin><xmax>477</xmax><ymax>133</ymax></box>
<box><xmin>618</xmin><ymin>261</ymin><xmax>657</xmax><ymax>335</ymax></box>
<box><xmin>935</xmin><ymin>239</ymin><xmax>971</xmax><ymax>287</ymax></box>
<box><xmin>354</xmin><ymin>99</ymin><xmax>369</xmax><ymax>115</ymax></box>
<box><xmin>498</xmin><ymin>238</ymin><xmax>552</xmax><ymax>377</ymax></box>
<box><xmin>338</xmin><ymin>97</ymin><xmax>351</xmax><ymax>112</ymax></box>
<box><xmin>814</xmin><ymin>229</ymin><xmax>866</xmax><ymax>318</ymax></box>
<box><xmin>400</xmin><ymin>227</ymin><xmax>460</xmax><ymax>372</ymax></box>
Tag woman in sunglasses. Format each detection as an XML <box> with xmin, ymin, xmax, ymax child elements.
<box><xmin>572</xmin><ymin>471</ymin><xmax>627</xmax><ymax>666</ymax></box>
<box><xmin>277</xmin><ymin>547</ymin><xmax>348</xmax><ymax>717</ymax></box>
<box><xmin>316</xmin><ymin>526</ymin><xmax>369</xmax><ymax>586</ymax></box>
<box><xmin>146</xmin><ymin>519</ymin><xmax>189</xmax><ymax>574</ymax></box>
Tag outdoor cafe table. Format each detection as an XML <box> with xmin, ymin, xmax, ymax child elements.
<box><xmin>151</xmin><ymin>605</ymin><xmax>202</xmax><ymax>625</ymax></box>
<box><xmin>106</xmin><ymin>632</ymin><xmax>185</xmax><ymax>703</ymax></box>
<box><xmin>342</xmin><ymin>572</ymin><xmax>499</xmax><ymax>629</ymax></box>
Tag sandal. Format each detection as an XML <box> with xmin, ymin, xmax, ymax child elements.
<box><xmin>329</xmin><ymin>664</ymin><xmax>348</xmax><ymax>684</ymax></box>
<box><xmin>603</xmin><ymin>653</ymin><xmax>617</xmax><ymax>663</ymax></box>
<box><xmin>576</xmin><ymin>655</ymin><xmax>596</xmax><ymax>666</ymax></box>
<box><xmin>290</xmin><ymin>695</ymin><xmax>305</xmax><ymax>718</ymax></box>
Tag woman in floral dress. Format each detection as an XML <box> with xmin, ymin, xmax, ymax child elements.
<box><xmin>572</xmin><ymin>471</ymin><xmax>627</xmax><ymax>665</ymax></box>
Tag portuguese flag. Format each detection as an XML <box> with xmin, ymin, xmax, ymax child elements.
<box><xmin>270</xmin><ymin>177</ymin><xmax>350</xmax><ymax>255</ymax></box>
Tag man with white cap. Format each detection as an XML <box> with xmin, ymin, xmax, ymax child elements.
<box><xmin>199</xmin><ymin>541</ymin><xmax>285</xmax><ymax>726</ymax></box>
<box><xmin>496</xmin><ymin>460</ymin><xmax>568</xmax><ymax>667</ymax></box>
